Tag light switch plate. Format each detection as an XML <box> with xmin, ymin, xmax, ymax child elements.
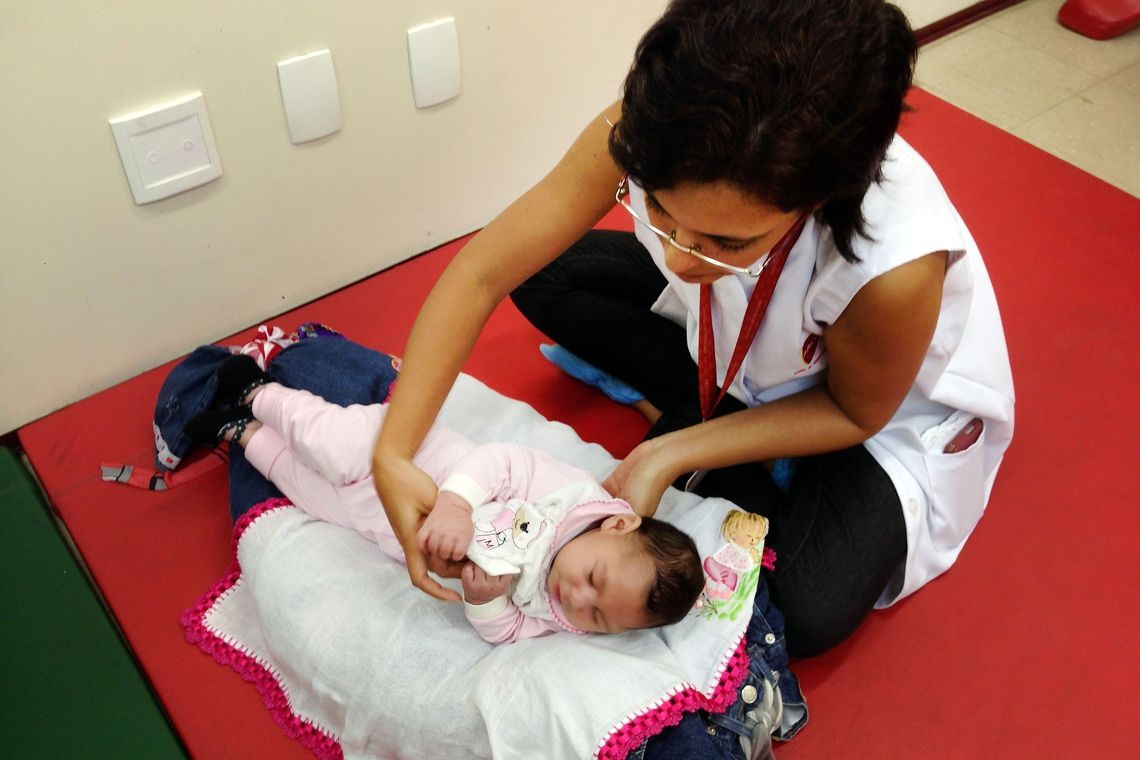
<box><xmin>407</xmin><ymin>18</ymin><xmax>461</xmax><ymax>108</ymax></box>
<box><xmin>109</xmin><ymin>92</ymin><xmax>222</xmax><ymax>204</ymax></box>
<box><xmin>277</xmin><ymin>49</ymin><xmax>342</xmax><ymax>144</ymax></box>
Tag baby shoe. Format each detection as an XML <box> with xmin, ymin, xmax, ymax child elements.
<box><xmin>183</xmin><ymin>405</ymin><xmax>253</xmax><ymax>445</ymax></box>
<box><xmin>214</xmin><ymin>354</ymin><xmax>270</xmax><ymax>407</ymax></box>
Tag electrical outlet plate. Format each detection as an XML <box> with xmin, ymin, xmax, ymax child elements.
<box><xmin>109</xmin><ymin>92</ymin><xmax>222</xmax><ymax>204</ymax></box>
<box><xmin>277</xmin><ymin>49</ymin><xmax>342</xmax><ymax>144</ymax></box>
<box><xmin>407</xmin><ymin>17</ymin><xmax>461</xmax><ymax>108</ymax></box>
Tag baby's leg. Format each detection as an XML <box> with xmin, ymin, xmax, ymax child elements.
<box><xmin>242</xmin><ymin>423</ymin><xmax>367</xmax><ymax>531</ymax></box>
<box><xmin>239</xmin><ymin>422</ymin><xmax>404</xmax><ymax>560</ymax></box>
<box><xmin>250</xmin><ymin>383</ymin><xmax>385</xmax><ymax>485</ymax></box>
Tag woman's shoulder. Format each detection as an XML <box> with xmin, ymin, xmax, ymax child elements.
<box><xmin>806</xmin><ymin>136</ymin><xmax>970</xmax><ymax>322</ymax></box>
<box><xmin>861</xmin><ymin>136</ymin><xmax>962</xmax><ymax>240</ymax></box>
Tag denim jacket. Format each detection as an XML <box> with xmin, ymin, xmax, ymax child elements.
<box><xmin>632</xmin><ymin>573</ymin><xmax>808</xmax><ymax>760</ymax></box>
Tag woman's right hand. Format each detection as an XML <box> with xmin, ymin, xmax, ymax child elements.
<box><xmin>373</xmin><ymin>452</ymin><xmax>464</xmax><ymax>603</ymax></box>
<box><xmin>603</xmin><ymin>438</ymin><xmax>678</xmax><ymax>517</ymax></box>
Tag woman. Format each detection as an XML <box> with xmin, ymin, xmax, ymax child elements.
<box><xmin>372</xmin><ymin>0</ymin><xmax>1013</xmax><ymax>668</ymax></box>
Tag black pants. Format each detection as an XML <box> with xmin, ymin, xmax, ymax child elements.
<box><xmin>511</xmin><ymin>230</ymin><xmax>907</xmax><ymax>657</ymax></box>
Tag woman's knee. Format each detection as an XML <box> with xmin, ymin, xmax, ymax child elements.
<box><xmin>512</xmin><ymin>230</ymin><xmax>660</xmax><ymax>304</ymax></box>
<box><xmin>769</xmin><ymin>537</ymin><xmax>905</xmax><ymax>657</ymax></box>
<box><xmin>776</xmin><ymin>591</ymin><xmax>869</xmax><ymax>658</ymax></box>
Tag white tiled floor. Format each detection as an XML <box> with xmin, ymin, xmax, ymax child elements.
<box><xmin>915</xmin><ymin>0</ymin><xmax>1139</xmax><ymax>197</ymax></box>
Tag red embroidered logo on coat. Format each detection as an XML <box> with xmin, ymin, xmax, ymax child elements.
<box><xmin>801</xmin><ymin>334</ymin><xmax>820</xmax><ymax>365</ymax></box>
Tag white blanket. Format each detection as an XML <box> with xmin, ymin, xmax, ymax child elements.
<box><xmin>185</xmin><ymin>374</ymin><xmax>760</xmax><ymax>759</ymax></box>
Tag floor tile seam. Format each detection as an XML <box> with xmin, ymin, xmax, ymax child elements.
<box><xmin>924</xmin><ymin>22</ymin><xmax>1101</xmax><ymax>99</ymax></box>
<box><xmin>981</xmin><ymin>18</ymin><xmax>1092</xmax><ymax>73</ymax></box>
<box><xmin>955</xmin><ymin>26</ymin><xmax>1109</xmax><ymax>127</ymax></box>
<box><xmin>1078</xmin><ymin>75</ymin><xmax>1140</xmax><ymax>109</ymax></box>
<box><xmin>1093</xmin><ymin>54</ymin><xmax>1140</xmax><ymax>84</ymax></box>
<box><xmin>983</xmin><ymin>14</ymin><xmax>1140</xmax><ymax>80</ymax></box>
<box><xmin>1018</xmin><ymin>75</ymin><xmax>1140</xmax><ymax>130</ymax></box>
<box><xmin>1009</xmin><ymin>112</ymin><xmax>1132</xmax><ymax>192</ymax></box>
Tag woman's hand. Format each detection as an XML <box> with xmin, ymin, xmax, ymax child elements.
<box><xmin>373</xmin><ymin>453</ymin><xmax>464</xmax><ymax>602</ymax></box>
<box><xmin>603</xmin><ymin>439</ymin><xmax>677</xmax><ymax>517</ymax></box>
<box><xmin>460</xmin><ymin>562</ymin><xmax>512</xmax><ymax>605</ymax></box>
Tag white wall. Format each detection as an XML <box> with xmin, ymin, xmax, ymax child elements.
<box><xmin>0</xmin><ymin>1</ymin><xmax>969</xmax><ymax>434</ymax></box>
<box><xmin>0</xmin><ymin>1</ymin><xmax>666</xmax><ymax>433</ymax></box>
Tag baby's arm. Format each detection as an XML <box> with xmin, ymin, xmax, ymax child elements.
<box><xmin>416</xmin><ymin>441</ymin><xmax>600</xmax><ymax>561</ymax></box>
<box><xmin>441</xmin><ymin>441</ymin><xmax>606</xmax><ymax>505</ymax></box>
<box><xmin>461</xmin><ymin>562</ymin><xmax>560</xmax><ymax>644</ymax></box>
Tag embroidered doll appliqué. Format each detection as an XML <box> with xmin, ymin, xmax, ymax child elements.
<box><xmin>697</xmin><ymin>511</ymin><xmax>770</xmax><ymax>622</ymax></box>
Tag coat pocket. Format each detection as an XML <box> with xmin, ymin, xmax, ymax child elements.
<box><xmin>923</xmin><ymin>425</ymin><xmax>988</xmax><ymax>552</ymax></box>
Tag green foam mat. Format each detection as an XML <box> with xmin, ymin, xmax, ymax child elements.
<box><xmin>0</xmin><ymin>447</ymin><xmax>185</xmax><ymax>759</ymax></box>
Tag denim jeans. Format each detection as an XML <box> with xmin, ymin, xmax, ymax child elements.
<box><xmin>225</xmin><ymin>336</ymin><xmax>400</xmax><ymax>521</ymax></box>
<box><xmin>631</xmin><ymin>575</ymin><xmax>808</xmax><ymax>760</ymax></box>
<box><xmin>512</xmin><ymin>230</ymin><xmax>908</xmax><ymax>657</ymax></box>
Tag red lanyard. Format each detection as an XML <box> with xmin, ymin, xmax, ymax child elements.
<box><xmin>697</xmin><ymin>213</ymin><xmax>808</xmax><ymax>420</ymax></box>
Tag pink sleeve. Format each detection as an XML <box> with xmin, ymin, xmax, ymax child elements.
<box><xmin>465</xmin><ymin>599</ymin><xmax>563</xmax><ymax>644</ymax></box>
<box><xmin>440</xmin><ymin>442</ymin><xmax>605</xmax><ymax>507</ymax></box>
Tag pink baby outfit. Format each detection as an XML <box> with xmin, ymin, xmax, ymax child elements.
<box><xmin>243</xmin><ymin>383</ymin><xmax>633</xmax><ymax>644</ymax></box>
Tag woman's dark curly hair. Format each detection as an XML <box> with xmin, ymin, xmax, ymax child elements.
<box><xmin>610</xmin><ymin>0</ymin><xmax>917</xmax><ymax>262</ymax></box>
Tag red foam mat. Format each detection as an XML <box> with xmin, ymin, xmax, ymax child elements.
<box><xmin>19</xmin><ymin>88</ymin><xmax>1139</xmax><ymax>758</ymax></box>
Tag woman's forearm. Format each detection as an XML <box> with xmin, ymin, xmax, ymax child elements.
<box><xmin>647</xmin><ymin>252</ymin><xmax>947</xmax><ymax>482</ymax></box>
<box><xmin>374</xmin><ymin>260</ymin><xmax>499</xmax><ymax>461</ymax></box>
<box><xmin>647</xmin><ymin>384</ymin><xmax>876</xmax><ymax>481</ymax></box>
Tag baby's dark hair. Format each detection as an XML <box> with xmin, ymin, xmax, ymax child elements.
<box><xmin>635</xmin><ymin>517</ymin><xmax>705</xmax><ymax>627</ymax></box>
<box><xmin>610</xmin><ymin>0</ymin><xmax>917</xmax><ymax>262</ymax></box>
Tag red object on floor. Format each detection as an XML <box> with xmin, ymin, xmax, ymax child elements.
<box><xmin>18</xmin><ymin>88</ymin><xmax>1140</xmax><ymax>758</ymax></box>
<box><xmin>1058</xmin><ymin>0</ymin><xmax>1140</xmax><ymax>39</ymax></box>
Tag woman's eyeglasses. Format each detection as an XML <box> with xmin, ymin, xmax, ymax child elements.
<box><xmin>615</xmin><ymin>176</ymin><xmax>766</xmax><ymax>278</ymax></box>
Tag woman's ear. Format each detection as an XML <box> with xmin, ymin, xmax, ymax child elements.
<box><xmin>601</xmin><ymin>513</ymin><xmax>643</xmax><ymax>534</ymax></box>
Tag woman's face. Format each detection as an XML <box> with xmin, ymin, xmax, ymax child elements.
<box><xmin>644</xmin><ymin>180</ymin><xmax>804</xmax><ymax>284</ymax></box>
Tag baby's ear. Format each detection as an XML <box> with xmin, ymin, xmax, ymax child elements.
<box><xmin>601</xmin><ymin>513</ymin><xmax>642</xmax><ymax>534</ymax></box>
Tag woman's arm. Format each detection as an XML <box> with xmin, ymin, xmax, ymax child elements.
<box><xmin>607</xmin><ymin>251</ymin><xmax>948</xmax><ymax>514</ymax></box>
<box><xmin>373</xmin><ymin>102</ymin><xmax>625</xmax><ymax>601</ymax></box>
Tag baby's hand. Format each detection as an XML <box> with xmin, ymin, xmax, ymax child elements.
<box><xmin>416</xmin><ymin>491</ymin><xmax>474</xmax><ymax>562</ymax></box>
<box><xmin>460</xmin><ymin>562</ymin><xmax>512</xmax><ymax>605</ymax></box>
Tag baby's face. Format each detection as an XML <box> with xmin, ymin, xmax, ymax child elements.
<box><xmin>547</xmin><ymin>525</ymin><xmax>656</xmax><ymax>634</ymax></box>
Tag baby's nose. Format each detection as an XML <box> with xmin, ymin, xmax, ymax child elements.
<box><xmin>568</xmin><ymin>583</ymin><xmax>594</xmax><ymax>609</ymax></box>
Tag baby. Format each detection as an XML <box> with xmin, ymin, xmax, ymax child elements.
<box><xmin>186</xmin><ymin>355</ymin><xmax>705</xmax><ymax>644</ymax></box>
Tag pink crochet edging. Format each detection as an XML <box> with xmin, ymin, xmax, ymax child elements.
<box><xmin>181</xmin><ymin>497</ymin><xmax>343</xmax><ymax>760</ymax></box>
<box><xmin>595</xmin><ymin>634</ymin><xmax>752</xmax><ymax>760</ymax></box>
<box><xmin>185</xmin><ymin>492</ymin><xmax>752</xmax><ymax>760</ymax></box>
